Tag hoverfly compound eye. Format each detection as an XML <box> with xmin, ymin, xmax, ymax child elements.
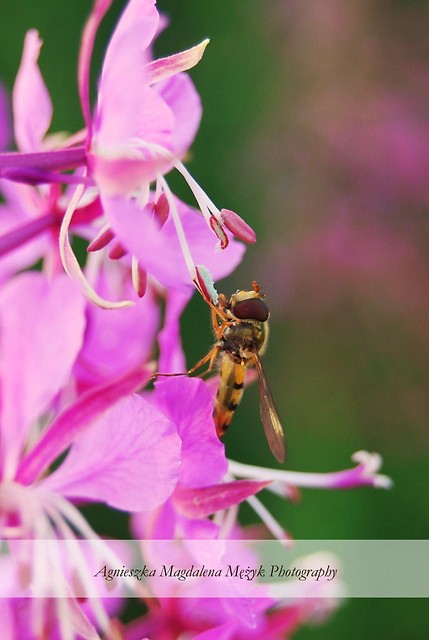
<box><xmin>233</xmin><ymin>298</ymin><xmax>269</xmax><ymax>322</ymax></box>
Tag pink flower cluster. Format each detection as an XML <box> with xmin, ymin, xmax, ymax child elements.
<box><xmin>0</xmin><ymin>1</ymin><xmax>391</xmax><ymax>638</ymax></box>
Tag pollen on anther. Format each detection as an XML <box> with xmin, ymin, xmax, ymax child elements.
<box><xmin>195</xmin><ymin>264</ymin><xmax>219</xmax><ymax>304</ymax></box>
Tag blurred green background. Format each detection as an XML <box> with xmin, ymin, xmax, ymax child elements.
<box><xmin>1</xmin><ymin>0</ymin><xmax>428</xmax><ymax>637</ymax></box>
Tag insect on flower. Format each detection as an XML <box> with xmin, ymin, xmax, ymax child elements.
<box><xmin>156</xmin><ymin>280</ymin><xmax>285</xmax><ymax>462</ymax></box>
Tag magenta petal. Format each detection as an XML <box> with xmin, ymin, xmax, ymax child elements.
<box><xmin>75</xmin><ymin>268</ymin><xmax>160</xmax><ymax>388</ymax></box>
<box><xmin>101</xmin><ymin>0</ymin><xmax>158</xmax><ymax>74</ymax></box>
<box><xmin>153</xmin><ymin>377</ymin><xmax>227</xmax><ymax>486</ymax></box>
<box><xmin>173</xmin><ymin>480</ymin><xmax>270</xmax><ymax>518</ymax></box>
<box><xmin>12</xmin><ymin>30</ymin><xmax>53</xmax><ymax>151</ymax></box>
<box><xmin>95</xmin><ymin>0</ymin><xmax>170</xmax><ymax>154</ymax></box>
<box><xmin>157</xmin><ymin>73</ymin><xmax>202</xmax><ymax>158</ymax></box>
<box><xmin>0</xmin><ymin>273</ymin><xmax>86</xmax><ymax>478</ymax></box>
<box><xmin>16</xmin><ymin>367</ymin><xmax>150</xmax><ymax>486</ymax></box>
<box><xmin>157</xmin><ymin>288</ymin><xmax>192</xmax><ymax>373</ymax></box>
<box><xmin>42</xmin><ymin>394</ymin><xmax>181</xmax><ymax>512</ymax></box>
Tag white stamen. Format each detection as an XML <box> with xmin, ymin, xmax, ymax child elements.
<box><xmin>158</xmin><ymin>175</ymin><xmax>197</xmax><ymax>281</ymax></box>
<box><xmin>213</xmin><ymin>503</ymin><xmax>239</xmax><ymax>539</ymax></box>
<box><xmin>246</xmin><ymin>494</ymin><xmax>289</xmax><ymax>542</ymax></box>
<box><xmin>131</xmin><ymin>138</ymin><xmax>224</xmax><ymax>227</ymax></box>
<box><xmin>45</xmin><ymin>498</ymin><xmax>110</xmax><ymax>632</ymax></box>
<box><xmin>228</xmin><ymin>452</ymin><xmax>392</xmax><ymax>490</ymax></box>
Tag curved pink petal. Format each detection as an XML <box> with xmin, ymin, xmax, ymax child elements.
<box><xmin>152</xmin><ymin>377</ymin><xmax>227</xmax><ymax>487</ymax></box>
<box><xmin>12</xmin><ymin>30</ymin><xmax>53</xmax><ymax>152</ymax></box>
<box><xmin>103</xmin><ymin>195</ymin><xmax>245</xmax><ymax>289</ymax></box>
<box><xmin>41</xmin><ymin>394</ymin><xmax>181</xmax><ymax>512</ymax></box>
<box><xmin>0</xmin><ymin>273</ymin><xmax>86</xmax><ymax>479</ymax></box>
<box><xmin>157</xmin><ymin>73</ymin><xmax>203</xmax><ymax>158</ymax></box>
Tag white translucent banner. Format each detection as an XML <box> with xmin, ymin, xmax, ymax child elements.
<box><xmin>0</xmin><ymin>539</ymin><xmax>427</xmax><ymax>599</ymax></box>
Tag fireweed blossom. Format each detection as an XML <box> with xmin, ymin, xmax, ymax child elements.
<box><xmin>0</xmin><ymin>272</ymin><xmax>182</xmax><ymax>637</ymax></box>
<box><xmin>0</xmin><ymin>0</ymin><xmax>252</xmax><ymax>307</ymax></box>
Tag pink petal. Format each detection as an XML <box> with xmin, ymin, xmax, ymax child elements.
<box><xmin>0</xmin><ymin>273</ymin><xmax>86</xmax><ymax>479</ymax></box>
<box><xmin>157</xmin><ymin>73</ymin><xmax>203</xmax><ymax>158</ymax></box>
<box><xmin>95</xmin><ymin>82</ymin><xmax>173</xmax><ymax>151</ymax></box>
<box><xmin>173</xmin><ymin>480</ymin><xmax>270</xmax><ymax>518</ymax></box>
<box><xmin>157</xmin><ymin>288</ymin><xmax>192</xmax><ymax>373</ymax></box>
<box><xmin>152</xmin><ymin>377</ymin><xmax>227</xmax><ymax>487</ymax></box>
<box><xmin>42</xmin><ymin>394</ymin><xmax>181</xmax><ymax>512</ymax></box>
<box><xmin>94</xmin><ymin>0</ymin><xmax>169</xmax><ymax>156</ymax></box>
<box><xmin>17</xmin><ymin>367</ymin><xmax>150</xmax><ymax>486</ymax></box>
<box><xmin>12</xmin><ymin>30</ymin><xmax>53</xmax><ymax>151</ymax></box>
<box><xmin>75</xmin><ymin>268</ymin><xmax>160</xmax><ymax>389</ymax></box>
<box><xmin>101</xmin><ymin>0</ymin><xmax>158</xmax><ymax>74</ymax></box>
<box><xmin>144</xmin><ymin>39</ymin><xmax>209</xmax><ymax>86</ymax></box>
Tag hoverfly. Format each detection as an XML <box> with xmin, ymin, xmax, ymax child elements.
<box><xmin>185</xmin><ymin>280</ymin><xmax>285</xmax><ymax>463</ymax></box>
<box><xmin>154</xmin><ymin>281</ymin><xmax>285</xmax><ymax>462</ymax></box>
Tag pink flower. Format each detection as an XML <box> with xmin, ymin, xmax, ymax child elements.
<box><xmin>0</xmin><ymin>1</ymin><xmax>252</xmax><ymax>305</ymax></box>
<box><xmin>67</xmin><ymin>0</ymin><xmax>251</xmax><ymax>300</ymax></box>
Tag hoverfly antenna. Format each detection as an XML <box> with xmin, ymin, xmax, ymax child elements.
<box><xmin>252</xmin><ymin>281</ymin><xmax>261</xmax><ymax>294</ymax></box>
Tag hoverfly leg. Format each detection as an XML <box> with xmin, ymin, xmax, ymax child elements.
<box><xmin>151</xmin><ymin>345</ymin><xmax>220</xmax><ymax>381</ymax></box>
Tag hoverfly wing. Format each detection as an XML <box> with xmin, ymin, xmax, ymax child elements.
<box><xmin>254</xmin><ymin>355</ymin><xmax>286</xmax><ymax>463</ymax></box>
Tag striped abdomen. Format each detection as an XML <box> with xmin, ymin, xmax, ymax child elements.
<box><xmin>213</xmin><ymin>354</ymin><xmax>246</xmax><ymax>437</ymax></box>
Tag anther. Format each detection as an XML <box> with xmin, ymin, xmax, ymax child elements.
<box><xmin>221</xmin><ymin>208</ymin><xmax>257</xmax><ymax>244</ymax></box>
